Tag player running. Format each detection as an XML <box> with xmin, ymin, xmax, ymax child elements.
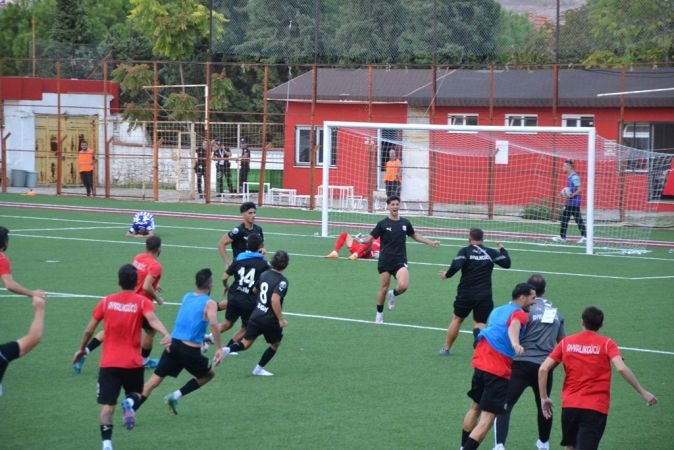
<box><xmin>218</xmin><ymin>201</ymin><xmax>266</xmax><ymax>268</ymax></box>
<box><xmin>220</xmin><ymin>250</ymin><xmax>290</xmax><ymax>376</ymax></box>
<box><xmin>325</xmin><ymin>232</ymin><xmax>381</xmax><ymax>260</ymax></box>
<box><xmin>360</xmin><ymin>195</ymin><xmax>439</xmax><ymax>324</ymax></box>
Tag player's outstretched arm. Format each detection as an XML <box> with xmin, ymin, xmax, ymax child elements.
<box><xmin>1</xmin><ymin>273</ymin><xmax>44</xmax><ymax>299</ymax></box>
<box><xmin>411</xmin><ymin>233</ymin><xmax>440</xmax><ymax>248</ymax></box>
<box><xmin>145</xmin><ymin>311</ymin><xmax>171</xmax><ymax>346</ymax></box>
<box><xmin>17</xmin><ymin>295</ymin><xmax>47</xmax><ymax>357</ymax></box>
<box><xmin>612</xmin><ymin>356</ymin><xmax>658</xmax><ymax>406</ymax></box>
<box><xmin>538</xmin><ymin>357</ymin><xmax>558</xmax><ymax>419</ymax></box>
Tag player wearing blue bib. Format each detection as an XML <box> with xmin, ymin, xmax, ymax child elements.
<box><xmin>553</xmin><ymin>160</ymin><xmax>587</xmax><ymax>244</ymax></box>
<box><xmin>126</xmin><ymin>211</ymin><xmax>156</xmax><ymax>238</ymax></box>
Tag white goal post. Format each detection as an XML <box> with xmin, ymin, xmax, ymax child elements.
<box><xmin>320</xmin><ymin>121</ymin><xmax>668</xmax><ymax>255</ymax></box>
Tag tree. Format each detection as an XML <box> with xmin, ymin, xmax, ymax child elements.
<box><xmin>494</xmin><ymin>9</ymin><xmax>537</xmax><ymax>63</ymax></box>
<box><xmin>50</xmin><ymin>0</ymin><xmax>92</xmax><ymax>45</ymax></box>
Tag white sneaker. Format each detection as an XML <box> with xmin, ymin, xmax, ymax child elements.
<box><xmin>221</xmin><ymin>346</ymin><xmax>232</xmax><ymax>357</ymax></box>
<box><xmin>252</xmin><ymin>365</ymin><xmax>274</xmax><ymax>376</ymax></box>
<box><xmin>387</xmin><ymin>290</ymin><xmax>396</xmax><ymax>310</ymax></box>
<box><xmin>551</xmin><ymin>236</ymin><xmax>566</xmax><ymax>243</ymax></box>
<box><xmin>493</xmin><ymin>444</ymin><xmax>505</xmax><ymax>450</ymax></box>
<box><xmin>535</xmin><ymin>440</ymin><xmax>549</xmax><ymax>450</ymax></box>
<box><xmin>375</xmin><ymin>312</ymin><xmax>384</xmax><ymax>324</ymax></box>
<box><xmin>203</xmin><ymin>333</ymin><xmax>214</xmax><ymax>345</ymax></box>
<box><xmin>577</xmin><ymin>236</ymin><xmax>587</xmax><ymax>244</ymax></box>
<box><xmin>200</xmin><ymin>342</ymin><xmax>209</xmax><ymax>354</ymax></box>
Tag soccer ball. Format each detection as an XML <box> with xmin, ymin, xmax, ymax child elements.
<box><xmin>560</xmin><ymin>187</ymin><xmax>572</xmax><ymax>198</ymax></box>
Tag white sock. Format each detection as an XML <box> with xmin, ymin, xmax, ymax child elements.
<box><xmin>172</xmin><ymin>390</ymin><xmax>183</xmax><ymax>400</ymax></box>
<box><xmin>125</xmin><ymin>397</ymin><xmax>134</xmax><ymax>407</ymax></box>
<box><xmin>102</xmin><ymin>439</ymin><xmax>112</xmax><ymax>450</ymax></box>
<box><xmin>84</xmin><ymin>347</ymin><xmax>91</xmax><ymax>355</ymax></box>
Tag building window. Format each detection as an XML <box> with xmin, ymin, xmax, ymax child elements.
<box><xmin>448</xmin><ymin>114</ymin><xmax>479</xmax><ymax>126</ymax></box>
<box><xmin>562</xmin><ymin>115</ymin><xmax>594</xmax><ymax>128</ymax></box>
<box><xmin>295</xmin><ymin>126</ymin><xmax>337</xmax><ymax>167</ymax></box>
<box><xmin>505</xmin><ymin>114</ymin><xmax>538</xmax><ymax>127</ymax></box>
<box><xmin>622</xmin><ymin>123</ymin><xmax>650</xmax><ymax>172</ymax></box>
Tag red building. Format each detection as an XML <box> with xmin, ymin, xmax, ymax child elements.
<box><xmin>268</xmin><ymin>68</ymin><xmax>674</xmax><ymax>208</ymax></box>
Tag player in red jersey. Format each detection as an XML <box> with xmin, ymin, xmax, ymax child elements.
<box><xmin>0</xmin><ymin>226</ymin><xmax>46</xmax><ymax>299</ymax></box>
<box><xmin>325</xmin><ymin>232</ymin><xmax>381</xmax><ymax>260</ymax></box>
<box><xmin>73</xmin><ymin>264</ymin><xmax>170</xmax><ymax>450</ymax></box>
<box><xmin>73</xmin><ymin>237</ymin><xmax>164</xmax><ymax>373</ymax></box>
<box><xmin>538</xmin><ymin>306</ymin><xmax>657</xmax><ymax>450</ymax></box>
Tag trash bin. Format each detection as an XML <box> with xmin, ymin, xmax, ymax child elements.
<box><xmin>11</xmin><ymin>169</ymin><xmax>27</xmax><ymax>187</ymax></box>
<box><xmin>25</xmin><ymin>171</ymin><xmax>38</xmax><ymax>188</ymax></box>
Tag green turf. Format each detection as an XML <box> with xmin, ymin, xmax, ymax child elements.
<box><xmin>0</xmin><ymin>194</ymin><xmax>672</xmax><ymax>449</ymax></box>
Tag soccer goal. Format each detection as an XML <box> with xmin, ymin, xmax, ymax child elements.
<box><xmin>320</xmin><ymin>121</ymin><xmax>672</xmax><ymax>255</ymax></box>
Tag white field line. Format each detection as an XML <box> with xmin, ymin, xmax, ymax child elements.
<box><xmin>2</xmin><ymin>290</ymin><xmax>672</xmax><ymax>356</ymax></box>
<box><xmin>7</xmin><ymin>231</ymin><xmax>674</xmax><ymax>280</ymax></box>
<box><xmin>2</xmin><ymin>212</ymin><xmax>674</xmax><ymax>262</ymax></box>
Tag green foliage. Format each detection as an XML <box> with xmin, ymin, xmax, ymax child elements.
<box><xmin>111</xmin><ymin>63</ymin><xmax>153</xmax><ymax>96</ymax></box>
<box><xmin>521</xmin><ymin>197</ymin><xmax>558</xmax><ymax>221</ymax></box>
<box><xmin>50</xmin><ymin>0</ymin><xmax>92</xmax><ymax>44</ymax></box>
<box><xmin>163</xmin><ymin>92</ymin><xmax>199</xmax><ymax>121</ymax></box>
<box><xmin>494</xmin><ymin>9</ymin><xmax>537</xmax><ymax>63</ymax></box>
<box><xmin>209</xmin><ymin>72</ymin><xmax>235</xmax><ymax>111</ymax></box>
<box><xmin>0</xmin><ymin>2</ymin><xmax>32</xmax><ymax>62</ymax></box>
<box><xmin>129</xmin><ymin>0</ymin><xmax>227</xmax><ymax>61</ymax></box>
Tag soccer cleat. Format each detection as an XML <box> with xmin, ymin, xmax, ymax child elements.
<box><xmin>221</xmin><ymin>346</ymin><xmax>233</xmax><ymax>357</ymax></box>
<box><xmin>325</xmin><ymin>250</ymin><xmax>339</xmax><ymax>259</ymax></box>
<box><xmin>102</xmin><ymin>442</ymin><xmax>113</xmax><ymax>450</ymax></box>
<box><xmin>200</xmin><ymin>342</ymin><xmax>210</xmax><ymax>354</ymax></box>
<box><xmin>551</xmin><ymin>236</ymin><xmax>566</xmax><ymax>243</ymax></box>
<box><xmin>203</xmin><ymin>333</ymin><xmax>215</xmax><ymax>345</ymax></box>
<box><xmin>164</xmin><ymin>393</ymin><xmax>179</xmax><ymax>415</ymax></box>
<box><xmin>121</xmin><ymin>398</ymin><xmax>135</xmax><ymax>430</ymax></box>
<box><xmin>535</xmin><ymin>440</ymin><xmax>550</xmax><ymax>450</ymax></box>
<box><xmin>252</xmin><ymin>365</ymin><xmax>274</xmax><ymax>376</ymax></box>
<box><xmin>348</xmin><ymin>252</ymin><xmax>359</xmax><ymax>260</ymax></box>
<box><xmin>143</xmin><ymin>358</ymin><xmax>159</xmax><ymax>369</ymax></box>
<box><xmin>375</xmin><ymin>312</ymin><xmax>384</xmax><ymax>324</ymax></box>
<box><xmin>577</xmin><ymin>236</ymin><xmax>587</xmax><ymax>244</ymax></box>
<box><xmin>387</xmin><ymin>289</ymin><xmax>396</xmax><ymax>310</ymax></box>
<box><xmin>73</xmin><ymin>353</ymin><xmax>87</xmax><ymax>374</ymax></box>
<box><xmin>493</xmin><ymin>444</ymin><xmax>505</xmax><ymax>450</ymax></box>
<box><xmin>438</xmin><ymin>347</ymin><xmax>451</xmax><ymax>356</ymax></box>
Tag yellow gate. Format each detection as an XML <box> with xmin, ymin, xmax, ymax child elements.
<box><xmin>35</xmin><ymin>115</ymin><xmax>97</xmax><ymax>185</ymax></box>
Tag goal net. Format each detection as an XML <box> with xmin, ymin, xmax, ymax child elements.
<box><xmin>320</xmin><ymin>121</ymin><xmax>672</xmax><ymax>255</ymax></box>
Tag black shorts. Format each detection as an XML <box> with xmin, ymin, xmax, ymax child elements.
<box><xmin>453</xmin><ymin>294</ymin><xmax>493</xmax><ymax>323</ymax></box>
<box><xmin>154</xmin><ymin>339</ymin><xmax>211</xmax><ymax>379</ymax></box>
<box><xmin>97</xmin><ymin>367</ymin><xmax>144</xmax><ymax>405</ymax></box>
<box><xmin>244</xmin><ymin>318</ymin><xmax>283</xmax><ymax>345</ymax></box>
<box><xmin>561</xmin><ymin>407</ymin><xmax>607</xmax><ymax>450</ymax></box>
<box><xmin>466</xmin><ymin>368</ymin><xmax>508</xmax><ymax>415</ymax></box>
<box><xmin>225</xmin><ymin>296</ymin><xmax>256</xmax><ymax>326</ymax></box>
<box><xmin>377</xmin><ymin>259</ymin><xmax>408</xmax><ymax>276</ymax></box>
<box><xmin>0</xmin><ymin>341</ymin><xmax>20</xmax><ymax>384</ymax></box>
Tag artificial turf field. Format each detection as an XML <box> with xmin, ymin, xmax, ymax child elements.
<box><xmin>0</xmin><ymin>193</ymin><xmax>672</xmax><ymax>449</ymax></box>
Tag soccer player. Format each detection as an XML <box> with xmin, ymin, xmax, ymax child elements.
<box><xmin>324</xmin><ymin>232</ymin><xmax>381</xmax><ymax>260</ymax></box>
<box><xmin>493</xmin><ymin>274</ymin><xmax>565</xmax><ymax>450</ymax></box>
<box><xmin>552</xmin><ymin>159</ymin><xmax>587</xmax><ymax>244</ymax></box>
<box><xmin>460</xmin><ymin>283</ymin><xmax>536</xmax><ymax>450</ymax></box>
<box><xmin>72</xmin><ymin>264</ymin><xmax>170</xmax><ymax>450</ymax></box>
<box><xmin>215</xmin><ymin>233</ymin><xmax>269</xmax><ymax>347</ymax></box>
<box><xmin>126</xmin><ymin>211</ymin><xmax>156</xmax><ymax>238</ymax></box>
<box><xmin>439</xmin><ymin>228</ymin><xmax>511</xmax><ymax>355</ymax></box>
<box><xmin>0</xmin><ymin>226</ymin><xmax>46</xmax><ymax>299</ymax></box>
<box><xmin>218</xmin><ymin>201</ymin><xmax>266</xmax><ymax>268</ymax></box>
<box><xmin>122</xmin><ymin>268</ymin><xmax>224</xmax><ymax>417</ymax></box>
<box><xmin>538</xmin><ymin>306</ymin><xmax>657</xmax><ymax>450</ymax></box>
<box><xmin>0</xmin><ymin>294</ymin><xmax>46</xmax><ymax>397</ymax></box>
<box><xmin>221</xmin><ymin>250</ymin><xmax>290</xmax><ymax>377</ymax></box>
<box><xmin>360</xmin><ymin>195</ymin><xmax>440</xmax><ymax>324</ymax></box>
<box><xmin>73</xmin><ymin>236</ymin><xmax>165</xmax><ymax>373</ymax></box>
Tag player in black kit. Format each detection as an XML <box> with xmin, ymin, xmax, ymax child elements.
<box><xmin>213</xmin><ymin>233</ymin><xmax>270</xmax><ymax>349</ymax></box>
<box><xmin>218</xmin><ymin>202</ymin><xmax>266</xmax><ymax>268</ymax></box>
<box><xmin>439</xmin><ymin>228</ymin><xmax>511</xmax><ymax>355</ymax></box>
<box><xmin>361</xmin><ymin>196</ymin><xmax>440</xmax><ymax>324</ymax></box>
<box><xmin>221</xmin><ymin>250</ymin><xmax>289</xmax><ymax>376</ymax></box>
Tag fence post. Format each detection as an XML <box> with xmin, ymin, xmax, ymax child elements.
<box><xmin>258</xmin><ymin>64</ymin><xmax>269</xmax><ymax>207</ymax></box>
<box><xmin>56</xmin><ymin>61</ymin><xmax>63</xmax><ymax>195</ymax></box>
<box><xmin>0</xmin><ymin>63</ymin><xmax>5</xmax><ymax>193</ymax></box>
<box><xmin>153</xmin><ymin>62</ymin><xmax>159</xmax><ymax>202</ymax></box>
<box><xmin>103</xmin><ymin>61</ymin><xmax>110</xmax><ymax>198</ymax></box>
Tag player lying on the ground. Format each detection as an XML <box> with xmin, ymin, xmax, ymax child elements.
<box><xmin>126</xmin><ymin>211</ymin><xmax>156</xmax><ymax>238</ymax></box>
<box><xmin>325</xmin><ymin>232</ymin><xmax>381</xmax><ymax>260</ymax></box>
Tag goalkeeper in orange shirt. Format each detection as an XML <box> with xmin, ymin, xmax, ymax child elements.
<box><xmin>325</xmin><ymin>232</ymin><xmax>381</xmax><ymax>260</ymax></box>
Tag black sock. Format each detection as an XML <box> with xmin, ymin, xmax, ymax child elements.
<box><xmin>86</xmin><ymin>338</ymin><xmax>101</xmax><ymax>353</ymax></box>
<box><xmin>127</xmin><ymin>393</ymin><xmax>144</xmax><ymax>411</ymax></box>
<box><xmin>226</xmin><ymin>339</ymin><xmax>235</xmax><ymax>347</ymax></box>
<box><xmin>258</xmin><ymin>347</ymin><xmax>277</xmax><ymax>367</ymax></box>
<box><xmin>179</xmin><ymin>378</ymin><xmax>201</xmax><ymax>397</ymax></box>
<box><xmin>393</xmin><ymin>289</ymin><xmax>400</xmax><ymax>297</ymax></box>
<box><xmin>462</xmin><ymin>430</ymin><xmax>470</xmax><ymax>447</ymax></box>
<box><xmin>141</xmin><ymin>347</ymin><xmax>152</xmax><ymax>359</ymax></box>
<box><xmin>229</xmin><ymin>341</ymin><xmax>244</xmax><ymax>353</ymax></box>
<box><xmin>100</xmin><ymin>424</ymin><xmax>113</xmax><ymax>441</ymax></box>
<box><xmin>463</xmin><ymin>437</ymin><xmax>480</xmax><ymax>449</ymax></box>
<box><xmin>376</xmin><ymin>304</ymin><xmax>384</xmax><ymax>313</ymax></box>
<box><xmin>473</xmin><ymin>328</ymin><xmax>481</xmax><ymax>349</ymax></box>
